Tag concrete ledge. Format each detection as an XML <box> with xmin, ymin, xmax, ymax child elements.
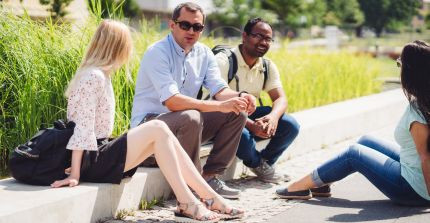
<box><xmin>0</xmin><ymin>89</ymin><xmax>408</xmax><ymax>223</ymax></box>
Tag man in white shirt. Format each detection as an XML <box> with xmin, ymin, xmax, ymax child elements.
<box><xmin>215</xmin><ymin>18</ymin><xmax>300</xmax><ymax>183</ymax></box>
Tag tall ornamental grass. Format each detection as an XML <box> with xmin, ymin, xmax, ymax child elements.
<box><xmin>0</xmin><ymin>12</ymin><xmax>388</xmax><ymax>172</ymax></box>
<box><xmin>263</xmin><ymin>46</ymin><xmax>385</xmax><ymax>111</ymax></box>
<box><xmin>0</xmin><ymin>12</ymin><xmax>162</xmax><ymax>170</ymax></box>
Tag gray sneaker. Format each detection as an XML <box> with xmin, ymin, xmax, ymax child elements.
<box><xmin>250</xmin><ymin>160</ymin><xmax>282</xmax><ymax>184</ymax></box>
<box><xmin>206</xmin><ymin>177</ymin><xmax>240</xmax><ymax>199</ymax></box>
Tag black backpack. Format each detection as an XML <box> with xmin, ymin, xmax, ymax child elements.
<box><xmin>8</xmin><ymin>120</ymin><xmax>75</xmax><ymax>185</ymax></box>
<box><xmin>197</xmin><ymin>45</ymin><xmax>270</xmax><ymax>100</ymax></box>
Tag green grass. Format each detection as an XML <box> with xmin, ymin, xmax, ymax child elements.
<box><xmin>0</xmin><ymin>11</ymin><xmax>395</xmax><ymax>173</ymax></box>
<box><xmin>139</xmin><ymin>198</ymin><xmax>165</xmax><ymax>210</ymax></box>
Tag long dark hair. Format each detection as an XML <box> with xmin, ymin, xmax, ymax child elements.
<box><xmin>400</xmin><ymin>40</ymin><xmax>430</xmax><ymax>152</ymax></box>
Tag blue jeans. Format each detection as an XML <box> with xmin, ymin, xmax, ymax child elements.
<box><xmin>236</xmin><ymin>106</ymin><xmax>300</xmax><ymax>168</ymax></box>
<box><xmin>312</xmin><ymin>135</ymin><xmax>430</xmax><ymax>206</ymax></box>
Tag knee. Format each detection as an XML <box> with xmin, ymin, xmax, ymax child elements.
<box><xmin>278</xmin><ymin>115</ymin><xmax>300</xmax><ymax>137</ymax></box>
<box><xmin>180</xmin><ymin>110</ymin><xmax>203</xmax><ymax>130</ymax></box>
<box><xmin>357</xmin><ymin>135</ymin><xmax>374</xmax><ymax>145</ymax></box>
<box><xmin>345</xmin><ymin>144</ymin><xmax>362</xmax><ymax>159</ymax></box>
<box><xmin>145</xmin><ymin>120</ymin><xmax>172</xmax><ymax>140</ymax></box>
<box><xmin>237</xmin><ymin>111</ymin><xmax>247</xmax><ymax>124</ymax></box>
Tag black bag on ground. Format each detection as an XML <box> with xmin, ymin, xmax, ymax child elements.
<box><xmin>8</xmin><ymin>120</ymin><xmax>75</xmax><ymax>185</ymax></box>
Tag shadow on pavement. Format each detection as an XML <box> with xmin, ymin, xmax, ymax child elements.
<box><xmin>303</xmin><ymin>197</ymin><xmax>430</xmax><ymax>222</ymax></box>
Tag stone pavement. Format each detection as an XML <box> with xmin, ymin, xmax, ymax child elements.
<box><xmin>103</xmin><ymin>123</ymin><xmax>430</xmax><ymax>223</ymax></box>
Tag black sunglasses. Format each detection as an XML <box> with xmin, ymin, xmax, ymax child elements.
<box><xmin>174</xmin><ymin>20</ymin><xmax>205</xmax><ymax>32</ymax></box>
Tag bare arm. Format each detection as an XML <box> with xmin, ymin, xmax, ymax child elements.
<box><xmin>410</xmin><ymin>122</ymin><xmax>430</xmax><ymax>195</ymax></box>
<box><xmin>164</xmin><ymin>92</ymin><xmax>249</xmax><ymax>115</ymax></box>
<box><xmin>51</xmin><ymin>150</ymin><xmax>83</xmax><ymax>188</ymax></box>
<box><xmin>266</xmin><ymin>87</ymin><xmax>287</xmax><ymax>120</ymax></box>
<box><xmin>215</xmin><ymin>88</ymin><xmax>257</xmax><ymax>115</ymax></box>
<box><xmin>253</xmin><ymin>88</ymin><xmax>287</xmax><ymax>137</ymax></box>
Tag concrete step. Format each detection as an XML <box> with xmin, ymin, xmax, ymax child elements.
<box><xmin>0</xmin><ymin>89</ymin><xmax>408</xmax><ymax>223</ymax></box>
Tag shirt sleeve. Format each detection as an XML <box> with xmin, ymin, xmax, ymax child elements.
<box><xmin>66</xmin><ymin>72</ymin><xmax>104</xmax><ymax>151</ymax></box>
<box><xmin>203</xmin><ymin>48</ymin><xmax>229</xmax><ymax>97</ymax></box>
<box><xmin>141</xmin><ymin>46</ymin><xmax>180</xmax><ymax>103</ymax></box>
<box><xmin>264</xmin><ymin>60</ymin><xmax>283</xmax><ymax>92</ymax></box>
<box><xmin>215</xmin><ymin>52</ymin><xmax>230</xmax><ymax>85</ymax></box>
<box><xmin>408</xmin><ymin>104</ymin><xmax>427</xmax><ymax>127</ymax></box>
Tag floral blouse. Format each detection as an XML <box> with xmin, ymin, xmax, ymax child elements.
<box><xmin>66</xmin><ymin>68</ymin><xmax>115</xmax><ymax>151</ymax></box>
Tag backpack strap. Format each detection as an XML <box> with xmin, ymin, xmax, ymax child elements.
<box><xmin>262</xmin><ymin>58</ymin><xmax>269</xmax><ymax>90</ymax></box>
<box><xmin>259</xmin><ymin>58</ymin><xmax>270</xmax><ymax>106</ymax></box>
<box><xmin>197</xmin><ymin>48</ymin><xmax>238</xmax><ymax>100</ymax></box>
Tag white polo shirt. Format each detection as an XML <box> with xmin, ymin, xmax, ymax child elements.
<box><xmin>215</xmin><ymin>45</ymin><xmax>283</xmax><ymax>98</ymax></box>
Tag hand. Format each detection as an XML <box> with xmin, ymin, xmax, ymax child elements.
<box><xmin>255</xmin><ymin>114</ymin><xmax>278</xmax><ymax>137</ymax></box>
<box><xmin>248</xmin><ymin>121</ymin><xmax>271</xmax><ymax>139</ymax></box>
<box><xmin>219</xmin><ymin>97</ymin><xmax>249</xmax><ymax>115</ymax></box>
<box><xmin>51</xmin><ymin>176</ymin><xmax>79</xmax><ymax>188</ymax></box>
<box><xmin>240</xmin><ymin>93</ymin><xmax>256</xmax><ymax>115</ymax></box>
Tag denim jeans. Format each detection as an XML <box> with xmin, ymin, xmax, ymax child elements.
<box><xmin>236</xmin><ymin>106</ymin><xmax>300</xmax><ymax>168</ymax></box>
<box><xmin>312</xmin><ymin>135</ymin><xmax>430</xmax><ymax>206</ymax></box>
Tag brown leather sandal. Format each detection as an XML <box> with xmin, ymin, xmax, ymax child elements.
<box><xmin>174</xmin><ymin>201</ymin><xmax>220</xmax><ymax>223</ymax></box>
<box><xmin>200</xmin><ymin>198</ymin><xmax>244</xmax><ymax>220</ymax></box>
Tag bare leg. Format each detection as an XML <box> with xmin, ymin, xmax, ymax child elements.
<box><xmin>166</xmin><ymin>131</ymin><xmax>242</xmax><ymax>213</ymax></box>
<box><xmin>125</xmin><ymin>120</ymin><xmax>218</xmax><ymax>220</ymax></box>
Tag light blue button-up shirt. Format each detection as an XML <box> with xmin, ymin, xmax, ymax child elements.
<box><xmin>131</xmin><ymin>34</ymin><xmax>228</xmax><ymax>128</ymax></box>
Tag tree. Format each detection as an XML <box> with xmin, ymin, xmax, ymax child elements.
<box><xmin>208</xmin><ymin>0</ymin><xmax>278</xmax><ymax>36</ymax></box>
<box><xmin>262</xmin><ymin>0</ymin><xmax>305</xmax><ymax>34</ymax></box>
<box><xmin>304</xmin><ymin>0</ymin><xmax>327</xmax><ymax>27</ymax></box>
<box><xmin>87</xmin><ymin>0</ymin><xmax>140</xmax><ymax>19</ymax></box>
<box><xmin>39</xmin><ymin>0</ymin><xmax>73</xmax><ymax>19</ymax></box>
<box><xmin>324</xmin><ymin>0</ymin><xmax>363</xmax><ymax>27</ymax></box>
<box><xmin>358</xmin><ymin>0</ymin><xmax>421</xmax><ymax>37</ymax></box>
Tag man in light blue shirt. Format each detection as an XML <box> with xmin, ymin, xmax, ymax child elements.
<box><xmin>131</xmin><ymin>2</ymin><xmax>256</xmax><ymax>199</ymax></box>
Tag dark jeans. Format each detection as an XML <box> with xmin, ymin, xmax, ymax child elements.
<box><xmin>236</xmin><ymin>106</ymin><xmax>300</xmax><ymax>168</ymax></box>
<box><xmin>313</xmin><ymin>135</ymin><xmax>430</xmax><ymax>206</ymax></box>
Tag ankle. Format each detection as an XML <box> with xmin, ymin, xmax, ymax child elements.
<box><xmin>287</xmin><ymin>183</ymin><xmax>308</xmax><ymax>192</ymax></box>
<box><xmin>202</xmin><ymin>173</ymin><xmax>216</xmax><ymax>181</ymax></box>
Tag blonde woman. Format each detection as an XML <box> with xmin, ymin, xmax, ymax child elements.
<box><xmin>51</xmin><ymin>20</ymin><xmax>244</xmax><ymax>222</ymax></box>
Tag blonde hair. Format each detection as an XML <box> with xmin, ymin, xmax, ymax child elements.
<box><xmin>65</xmin><ymin>19</ymin><xmax>133</xmax><ymax>97</ymax></box>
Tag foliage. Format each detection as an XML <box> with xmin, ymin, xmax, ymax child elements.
<box><xmin>261</xmin><ymin>0</ymin><xmax>305</xmax><ymax>32</ymax></box>
<box><xmin>358</xmin><ymin>0</ymin><xmax>421</xmax><ymax>37</ymax></box>
<box><xmin>87</xmin><ymin>0</ymin><xmax>140</xmax><ymax>19</ymax></box>
<box><xmin>115</xmin><ymin>209</ymin><xmax>135</xmax><ymax>220</ymax></box>
<box><xmin>39</xmin><ymin>0</ymin><xmax>73</xmax><ymax>19</ymax></box>
<box><xmin>303</xmin><ymin>0</ymin><xmax>363</xmax><ymax>27</ymax></box>
<box><xmin>139</xmin><ymin>198</ymin><xmax>165</xmax><ymax>210</ymax></box>
<box><xmin>324</xmin><ymin>0</ymin><xmax>364</xmax><ymax>27</ymax></box>
<box><xmin>208</xmin><ymin>0</ymin><xmax>278</xmax><ymax>35</ymax></box>
<box><xmin>0</xmin><ymin>9</ymin><xmax>162</xmax><ymax>170</ymax></box>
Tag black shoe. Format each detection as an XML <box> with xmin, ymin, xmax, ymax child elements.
<box><xmin>275</xmin><ymin>188</ymin><xmax>311</xmax><ymax>200</ymax></box>
<box><xmin>310</xmin><ymin>185</ymin><xmax>331</xmax><ymax>197</ymax></box>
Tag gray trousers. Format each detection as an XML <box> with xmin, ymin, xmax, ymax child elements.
<box><xmin>144</xmin><ymin>110</ymin><xmax>246</xmax><ymax>175</ymax></box>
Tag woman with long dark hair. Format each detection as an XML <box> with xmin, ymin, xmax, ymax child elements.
<box><xmin>275</xmin><ymin>40</ymin><xmax>430</xmax><ymax>206</ymax></box>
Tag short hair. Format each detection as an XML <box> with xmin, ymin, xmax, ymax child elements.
<box><xmin>243</xmin><ymin>17</ymin><xmax>273</xmax><ymax>35</ymax></box>
<box><xmin>172</xmin><ymin>2</ymin><xmax>205</xmax><ymax>23</ymax></box>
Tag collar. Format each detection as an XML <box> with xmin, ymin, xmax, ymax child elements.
<box><xmin>168</xmin><ymin>33</ymin><xmax>194</xmax><ymax>57</ymax></box>
<box><xmin>232</xmin><ymin>44</ymin><xmax>264</xmax><ymax>71</ymax></box>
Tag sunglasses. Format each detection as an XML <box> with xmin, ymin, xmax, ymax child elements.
<box><xmin>396</xmin><ymin>57</ymin><xmax>402</xmax><ymax>67</ymax></box>
<box><xmin>174</xmin><ymin>20</ymin><xmax>204</xmax><ymax>32</ymax></box>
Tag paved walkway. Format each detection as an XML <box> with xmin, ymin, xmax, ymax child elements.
<box><xmin>104</xmin><ymin>123</ymin><xmax>430</xmax><ymax>223</ymax></box>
